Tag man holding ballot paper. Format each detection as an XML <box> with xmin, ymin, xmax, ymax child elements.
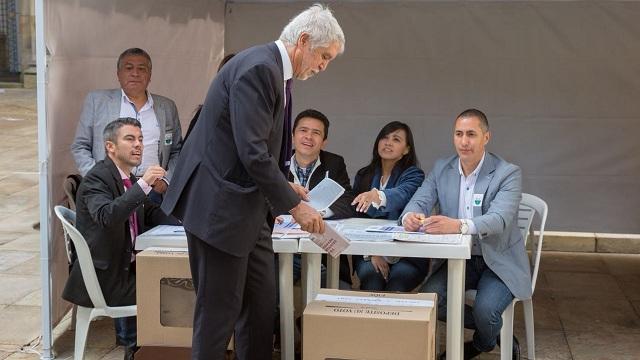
<box><xmin>161</xmin><ymin>5</ymin><xmax>345</xmax><ymax>360</ymax></box>
<box><xmin>286</xmin><ymin>108</ymin><xmax>354</xmax><ymax>286</ymax></box>
<box><xmin>400</xmin><ymin>109</ymin><xmax>530</xmax><ymax>360</ymax></box>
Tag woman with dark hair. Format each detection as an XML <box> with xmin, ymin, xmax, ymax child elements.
<box><xmin>182</xmin><ymin>53</ymin><xmax>235</xmax><ymax>143</ymax></box>
<box><xmin>351</xmin><ymin>121</ymin><xmax>428</xmax><ymax>291</ymax></box>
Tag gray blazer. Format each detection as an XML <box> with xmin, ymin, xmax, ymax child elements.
<box><xmin>401</xmin><ymin>152</ymin><xmax>532</xmax><ymax>300</ymax></box>
<box><xmin>71</xmin><ymin>89</ymin><xmax>182</xmax><ymax>179</ymax></box>
<box><xmin>161</xmin><ymin>43</ymin><xmax>300</xmax><ymax>257</ymax></box>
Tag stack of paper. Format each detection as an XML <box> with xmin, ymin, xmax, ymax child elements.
<box><xmin>272</xmin><ymin>219</ymin><xmax>309</xmax><ymax>239</ymax></box>
<box><xmin>393</xmin><ymin>233</ymin><xmax>462</xmax><ymax>244</ymax></box>
<box><xmin>366</xmin><ymin>225</ymin><xmax>423</xmax><ymax>234</ymax></box>
<box><xmin>143</xmin><ymin>225</ymin><xmax>185</xmax><ymax>236</ymax></box>
<box><xmin>341</xmin><ymin>229</ymin><xmax>394</xmax><ymax>242</ymax></box>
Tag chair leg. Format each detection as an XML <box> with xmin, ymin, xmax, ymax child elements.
<box><xmin>74</xmin><ymin>306</ymin><xmax>93</xmax><ymax>360</ymax></box>
<box><xmin>523</xmin><ymin>299</ymin><xmax>535</xmax><ymax>359</ymax></box>
<box><xmin>70</xmin><ymin>305</ymin><xmax>77</xmax><ymax>331</ymax></box>
<box><xmin>500</xmin><ymin>302</ymin><xmax>515</xmax><ymax>360</ymax></box>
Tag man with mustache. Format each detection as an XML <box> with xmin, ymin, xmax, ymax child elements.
<box><xmin>71</xmin><ymin>48</ymin><xmax>182</xmax><ymax>199</ymax></box>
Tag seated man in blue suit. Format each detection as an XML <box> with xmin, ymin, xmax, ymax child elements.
<box><xmin>401</xmin><ymin>109</ymin><xmax>530</xmax><ymax>360</ymax></box>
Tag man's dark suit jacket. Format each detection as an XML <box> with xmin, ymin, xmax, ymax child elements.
<box><xmin>62</xmin><ymin>156</ymin><xmax>172</xmax><ymax>308</ymax></box>
<box><xmin>288</xmin><ymin>150</ymin><xmax>354</xmax><ymax>219</ymax></box>
<box><xmin>161</xmin><ymin>42</ymin><xmax>300</xmax><ymax>257</ymax></box>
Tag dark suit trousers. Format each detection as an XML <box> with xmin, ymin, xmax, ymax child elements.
<box><xmin>186</xmin><ymin>221</ymin><xmax>276</xmax><ymax>360</ymax></box>
<box><xmin>113</xmin><ymin>265</ymin><xmax>137</xmax><ymax>347</ymax></box>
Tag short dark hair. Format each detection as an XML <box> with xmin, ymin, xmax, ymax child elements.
<box><xmin>217</xmin><ymin>53</ymin><xmax>235</xmax><ymax>72</ymax></box>
<box><xmin>117</xmin><ymin>48</ymin><xmax>152</xmax><ymax>71</ymax></box>
<box><xmin>293</xmin><ymin>109</ymin><xmax>330</xmax><ymax>140</ymax></box>
<box><xmin>456</xmin><ymin>108</ymin><xmax>489</xmax><ymax>132</ymax></box>
<box><xmin>103</xmin><ymin>117</ymin><xmax>141</xmax><ymax>144</ymax></box>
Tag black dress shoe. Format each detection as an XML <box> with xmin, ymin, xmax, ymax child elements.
<box><xmin>124</xmin><ymin>345</ymin><xmax>139</xmax><ymax>360</ymax></box>
<box><xmin>438</xmin><ymin>341</ymin><xmax>482</xmax><ymax>360</ymax></box>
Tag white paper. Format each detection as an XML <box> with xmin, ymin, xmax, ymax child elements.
<box><xmin>342</xmin><ymin>229</ymin><xmax>394</xmax><ymax>242</ymax></box>
<box><xmin>393</xmin><ymin>233</ymin><xmax>462</xmax><ymax>244</ymax></box>
<box><xmin>143</xmin><ymin>225</ymin><xmax>185</xmax><ymax>236</ymax></box>
<box><xmin>315</xmin><ymin>293</ymin><xmax>434</xmax><ymax>307</ymax></box>
<box><xmin>306</xmin><ymin>177</ymin><xmax>345</xmax><ymax>211</ymax></box>
<box><xmin>310</xmin><ymin>222</ymin><xmax>350</xmax><ymax>258</ymax></box>
<box><xmin>145</xmin><ymin>246</ymin><xmax>188</xmax><ymax>253</ymax></box>
<box><xmin>366</xmin><ymin>225</ymin><xmax>423</xmax><ymax>234</ymax></box>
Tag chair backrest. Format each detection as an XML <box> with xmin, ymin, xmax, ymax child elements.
<box><xmin>60</xmin><ymin>207</ymin><xmax>76</xmax><ymax>265</ymax></box>
<box><xmin>63</xmin><ymin>174</ymin><xmax>82</xmax><ymax>211</ymax></box>
<box><xmin>54</xmin><ymin>205</ymin><xmax>108</xmax><ymax>309</ymax></box>
<box><xmin>518</xmin><ymin>193</ymin><xmax>548</xmax><ymax>293</ymax></box>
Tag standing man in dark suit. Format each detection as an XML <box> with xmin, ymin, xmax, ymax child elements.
<box><xmin>161</xmin><ymin>4</ymin><xmax>345</xmax><ymax>360</ymax></box>
<box><xmin>63</xmin><ymin>118</ymin><xmax>174</xmax><ymax>360</ymax></box>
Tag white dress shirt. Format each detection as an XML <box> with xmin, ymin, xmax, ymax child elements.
<box><xmin>275</xmin><ymin>40</ymin><xmax>293</xmax><ymax>106</ymax></box>
<box><xmin>120</xmin><ymin>90</ymin><xmax>160</xmax><ymax>177</ymax></box>
<box><xmin>458</xmin><ymin>152</ymin><xmax>486</xmax><ymax>255</ymax></box>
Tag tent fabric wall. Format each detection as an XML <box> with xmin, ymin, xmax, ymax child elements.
<box><xmin>42</xmin><ymin>1</ymin><xmax>640</xmax><ymax>356</ymax></box>
<box><xmin>226</xmin><ymin>1</ymin><xmax>640</xmax><ymax>233</ymax></box>
<box><xmin>45</xmin><ymin>0</ymin><xmax>225</xmax><ymax>328</ymax></box>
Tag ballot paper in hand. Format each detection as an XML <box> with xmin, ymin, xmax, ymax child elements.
<box><xmin>306</xmin><ymin>177</ymin><xmax>345</xmax><ymax>211</ymax></box>
<box><xmin>310</xmin><ymin>222</ymin><xmax>350</xmax><ymax>258</ymax></box>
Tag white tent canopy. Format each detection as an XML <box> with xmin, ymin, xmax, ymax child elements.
<box><xmin>38</xmin><ymin>1</ymin><xmax>640</xmax><ymax>358</ymax></box>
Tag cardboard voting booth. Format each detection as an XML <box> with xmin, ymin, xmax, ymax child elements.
<box><xmin>303</xmin><ymin>289</ymin><xmax>437</xmax><ymax>360</ymax></box>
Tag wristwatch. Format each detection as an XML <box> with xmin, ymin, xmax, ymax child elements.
<box><xmin>459</xmin><ymin>219</ymin><xmax>469</xmax><ymax>235</ymax></box>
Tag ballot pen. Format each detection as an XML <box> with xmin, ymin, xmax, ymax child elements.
<box><xmin>418</xmin><ymin>214</ymin><xmax>427</xmax><ymax>232</ymax></box>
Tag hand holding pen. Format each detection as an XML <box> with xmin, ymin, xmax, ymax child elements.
<box><xmin>403</xmin><ymin>212</ymin><xmax>427</xmax><ymax>232</ymax></box>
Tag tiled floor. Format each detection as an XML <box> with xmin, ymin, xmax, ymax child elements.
<box><xmin>1</xmin><ymin>88</ymin><xmax>640</xmax><ymax>359</ymax></box>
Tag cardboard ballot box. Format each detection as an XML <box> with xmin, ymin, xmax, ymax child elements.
<box><xmin>303</xmin><ymin>289</ymin><xmax>437</xmax><ymax>360</ymax></box>
<box><xmin>136</xmin><ymin>248</ymin><xmax>196</xmax><ymax>347</ymax></box>
<box><xmin>136</xmin><ymin>248</ymin><xmax>235</xmax><ymax>350</ymax></box>
<box><xmin>134</xmin><ymin>346</ymin><xmax>191</xmax><ymax>360</ymax></box>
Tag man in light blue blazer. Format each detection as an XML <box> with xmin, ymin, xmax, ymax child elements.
<box><xmin>71</xmin><ymin>48</ymin><xmax>182</xmax><ymax>191</ymax></box>
<box><xmin>401</xmin><ymin>109</ymin><xmax>530</xmax><ymax>360</ymax></box>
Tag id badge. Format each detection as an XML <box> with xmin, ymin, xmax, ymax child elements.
<box><xmin>473</xmin><ymin>193</ymin><xmax>484</xmax><ymax>207</ymax></box>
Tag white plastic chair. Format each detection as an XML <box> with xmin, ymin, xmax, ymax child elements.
<box><xmin>54</xmin><ymin>206</ymin><xmax>137</xmax><ymax>360</ymax></box>
<box><xmin>465</xmin><ymin>193</ymin><xmax>548</xmax><ymax>360</ymax></box>
<box><xmin>59</xmin><ymin>208</ymin><xmax>77</xmax><ymax>330</ymax></box>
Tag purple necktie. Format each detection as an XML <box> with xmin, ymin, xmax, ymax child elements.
<box><xmin>279</xmin><ymin>79</ymin><xmax>293</xmax><ymax>174</ymax></box>
<box><xmin>122</xmin><ymin>178</ymin><xmax>139</xmax><ymax>245</ymax></box>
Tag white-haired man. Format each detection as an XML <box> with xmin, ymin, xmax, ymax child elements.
<box><xmin>161</xmin><ymin>4</ymin><xmax>345</xmax><ymax>359</ymax></box>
